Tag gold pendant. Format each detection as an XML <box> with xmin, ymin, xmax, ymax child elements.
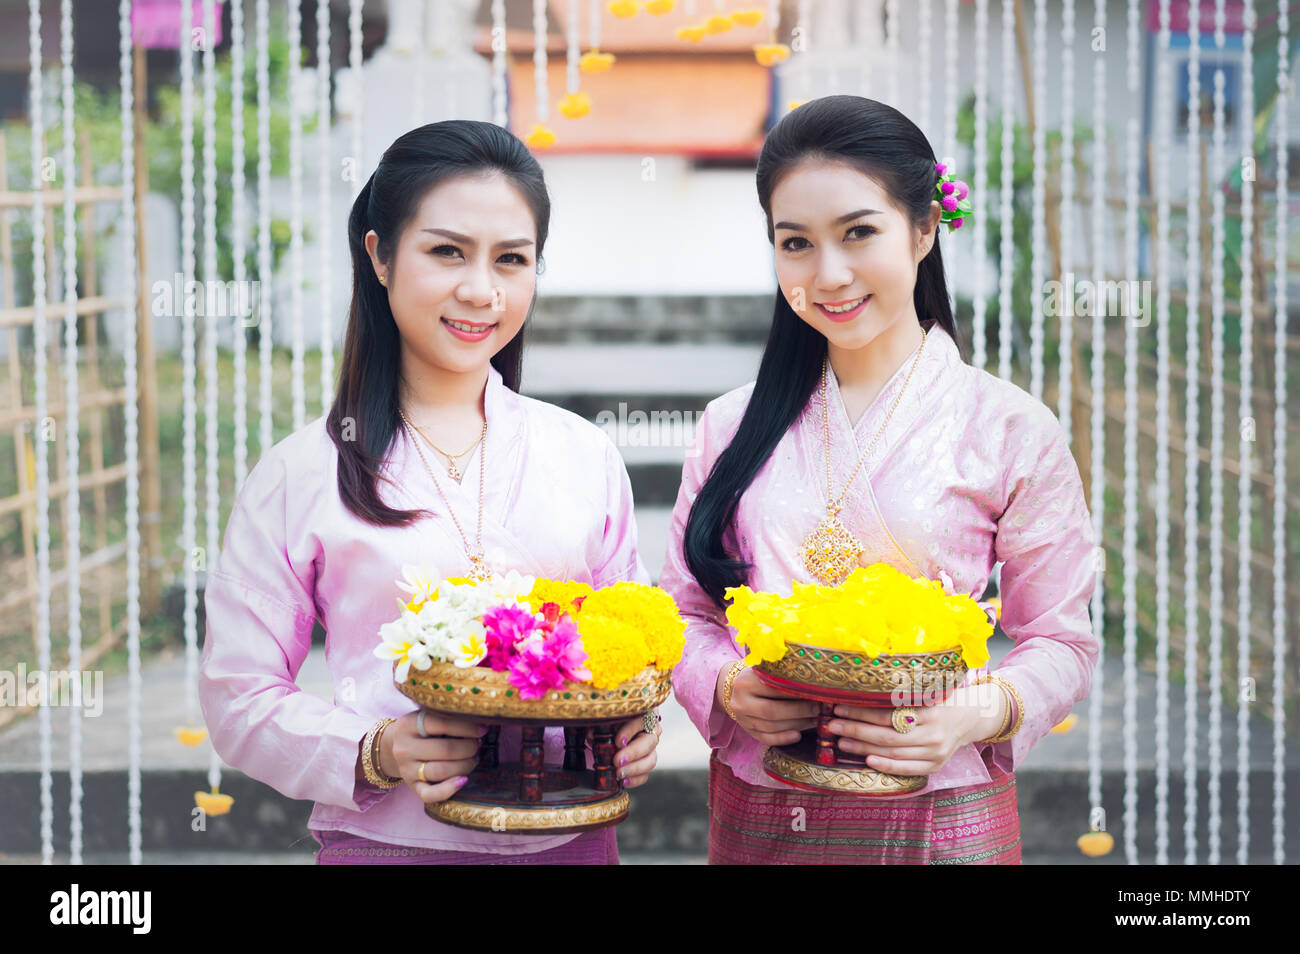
<box><xmin>801</xmin><ymin>512</ymin><xmax>864</xmax><ymax>586</ymax></box>
<box><xmin>447</xmin><ymin>462</ymin><xmax>462</xmax><ymax>481</ymax></box>
<box><xmin>467</xmin><ymin>552</ymin><xmax>492</xmax><ymax>581</ymax></box>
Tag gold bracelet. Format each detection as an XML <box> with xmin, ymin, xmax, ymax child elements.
<box><xmin>362</xmin><ymin>717</ymin><xmax>400</xmax><ymax>789</ymax></box>
<box><xmin>971</xmin><ymin>676</ymin><xmax>1011</xmax><ymax>743</ymax></box>
<box><xmin>721</xmin><ymin>660</ymin><xmax>746</xmax><ymax>722</ymax></box>
<box><xmin>373</xmin><ymin>718</ymin><xmax>403</xmax><ymax>783</ymax></box>
<box><xmin>973</xmin><ymin>675</ymin><xmax>1025</xmax><ymax>744</ymax></box>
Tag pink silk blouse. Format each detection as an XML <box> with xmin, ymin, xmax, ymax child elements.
<box><xmin>198</xmin><ymin>365</ymin><xmax>649</xmax><ymax>853</ymax></box>
<box><xmin>659</xmin><ymin>324</ymin><xmax>1100</xmax><ymax>795</ymax></box>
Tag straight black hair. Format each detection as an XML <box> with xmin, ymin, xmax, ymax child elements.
<box><xmin>327</xmin><ymin>120</ymin><xmax>550</xmax><ymax>526</ymax></box>
<box><xmin>684</xmin><ymin>95</ymin><xmax>965</xmax><ymax>607</ymax></box>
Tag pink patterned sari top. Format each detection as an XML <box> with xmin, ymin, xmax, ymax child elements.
<box><xmin>659</xmin><ymin>325</ymin><xmax>1100</xmax><ymax>795</ymax></box>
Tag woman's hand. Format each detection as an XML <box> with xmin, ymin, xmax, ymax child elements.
<box><xmin>827</xmin><ymin>685</ymin><xmax>1006</xmax><ymax>776</ymax></box>
<box><xmin>715</xmin><ymin>665</ymin><xmax>821</xmax><ymax>746</ymax></box>
<box><xmin>381</xmin><ymin>709</ymin><xmax>486</xmax><ymax>804</ymax></box>
<box><xmin>611</xmin><ymin>715</ymin><xmax>661</xmax><ymax>789</ymax></box>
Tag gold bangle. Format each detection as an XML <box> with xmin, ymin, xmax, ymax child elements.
<box><xmin>973</xmin><ymin>675</ymin><xmax>1024</xmax><ymax>744</ymax></box>
<box><xmin>362</xmin><ymin>717</ymin><xmax>400</xmax><ymax>789</ymax></box>
<box><xmin>971</xmin><ymin>676</ymin><xmax>1010</xmax><ymax>743</ymax></box>
<box><xmin>373</xmin><ymin>718</ymin><xmax>402</xmax><ymax>783</ymax></box>
<box><xmin>721</xmin><ymin>661</ymin><xmax>746</xmax><ymax>722</ymax></box>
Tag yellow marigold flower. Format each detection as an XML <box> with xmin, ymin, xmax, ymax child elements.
<box><xmin>580</xmin><ymin>615</ymin><xmax>650</xmax><ymax>688</ymax></box>
<box><xmin>754</xmin><ymin>43</ymin><xmax>791</xmax><ymax>66</ymax></box>
<box><xmin>578</xmin><ymin>581</ymin><xmax>686</xmax><ymax>669</ymax></box>
<box><xmin>580</xmin><ymin>49</ymin><xmax>616</xmax><ymax>73</ymax></box>
<box><xmin>558</xmin><ymin>92</ymin><xmax>591</xmax><ymax>119</ymax></box>
<box><xmin>731</xmin><ymin>9</ymin><xmax>764</xmax><ymax>27</ymax></box>
<box><xmin>527</xmin><ymin>578</ymin><xmax>594</xmax><ymax>615</ymax></box>
<box><xmin>676</xmin><ymin>24</ymin><xmax>707</xmax><ymax>42</ymax></box>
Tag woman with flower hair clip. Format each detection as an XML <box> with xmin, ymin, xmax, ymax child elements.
<box><xmin>198</xmin><ymin>120</ymin><xmax>659</xmax><ymax>864</ymax></box>
<box><xmin>660</xmin><ymin>95</ymin><xmax>1098</xmax><ymax>864</ymax></box>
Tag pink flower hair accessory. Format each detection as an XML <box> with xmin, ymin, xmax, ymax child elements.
<box><xmin>933</xmin><ymin>159</ymin><xmax>973</xmax><ymax>232</ymax></box>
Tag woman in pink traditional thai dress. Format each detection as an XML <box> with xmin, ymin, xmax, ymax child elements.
<box><xmin>198</xmin><ymin>121</ymin><xmax>658</xmax><ymax>864</ymax></box>
<box><xmin>660</xmin><ymin>95</ymin><xmax>1099</xmax><ymax>864</ymax></box>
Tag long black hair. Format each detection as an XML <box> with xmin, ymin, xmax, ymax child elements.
<box><xmin>684</xmin><ymin>95</ymin><xmax>964</xmax><ymax>607</ymax></box>
<box><xmin>327</xmin><ymin>120</ymin><xmax>550</xmax><ymax>526</ymax></box>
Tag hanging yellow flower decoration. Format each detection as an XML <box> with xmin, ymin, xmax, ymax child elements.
<box><xmin>608</xmin><ymin>0</ymin><xmax>639</xmax><ymax>17</ymax></box>
<box><xmin>754</xmin><ymin>42</ymin><xmax>790</xmax><ymax>66</ymax></box>
<box><xmin>705</xmin><ymin>14</ymin><xmax>734</xmax><ymax>33</ymax></box>
<box><xmin>676</xmin><ymin>24</ymin><xmax>707</xmax><ymax>42</ymax></box>
<box><xmin>731</xmin><ymin>9</ymin><xmax>764</xmax><ymax>27</ymax></box>
<box><xmin>646</xmin><ymin>0</ymin><xmax>675</xmax><ymax>13</ymax></box>
<box><xmin>525</xmin><ymin>123</ymin><xmax>556</xmax><ymax>149</ymax></box>
<box><xmin>1077</xmin><ymin>831</ymin><xmax>1115</xmax><ymax>857</ymax></box>
<box><xmin>194</xmin><ymin>788</ymin><xmax>234</xmax><ymax>815</ymax></box>
<box><xmin>580</xmin><ymin>49</ymin><xmax>616</xmax><ymax>72</ymax></box>
<box><xmin>174</xmin><ymin>726</ymin><xmax>207</xmax><ymax>746</ymax></box>
<box><xmin>724</xmin><ymin>564</ymin><xmax>994</xmax><ymax>668</ymax></box>
<box><xmin>788</xmin><ymin>99</ymin><xmax>806</xmax><ymax>111</ymax></box>
<box><xmin>1050</xmin><ymin>713</ymin><xmax>1079</xmax><ymax>734</ymax></box>
<box><xmin>558</xmin><ymin>92</ymin><xmax>591</xmax><ymax>119</ymax></box>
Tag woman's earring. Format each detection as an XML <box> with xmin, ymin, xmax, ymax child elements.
<box><xmin>378</xmin><ymin>273</ymin><xmax>387</xmax><ymax>286</ymax></box>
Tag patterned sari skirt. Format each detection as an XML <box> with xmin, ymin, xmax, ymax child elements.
<box><xmin>311</xmin><ymin>825</ymin><xmax>619</xmax><ymax>865</ymax></box>
<box><xmin>708</xmin><ymin>753</ymin><xmax>1021</xmax><ymax>865</ymax></box>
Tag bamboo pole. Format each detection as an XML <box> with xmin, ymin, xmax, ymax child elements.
<box><xmin>135</xmin><ymin>43</ymin><xmax>163</xmax><ymax>615</ymax></box>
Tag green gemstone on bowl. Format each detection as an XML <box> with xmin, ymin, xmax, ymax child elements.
<box><xmin>813</xmin><ymin>652</ymin><xmax>821</xmax><ymax>659</ymax></box>
<box><xmin>891</xmin><ymin>660</ymin><xmax>900</xmax><ymax>667</ymax></box>
<box><xmin>798</xmin><ymin>649</ymin><xmax>806</xmax><ymax>656</ymax></box>
<box><xmin>622</xmin><ymin>690</ymin><xmax>628</xmax><ymax>696</ymax></box>
<box><xmin>831</xmin><ymin>655</ymin><xmax>840</xmax><ymax>662</ymax></box>
<box><xmin>506</xmin><ymin>690</ymin><xmax>513</xmax><ymax>696</ymax></box>
<box><xmin>927</xmin><ymin>657</ymin><xmax>935</xmax><ymax>664</ymax></box>
<box><xmin>853</xmin><ymin>657</ymin><xmax>862</xmax><ymax>665</ymax></box>
<box><xmin>871</xmin><ymin>658</ymin><xmax>881</xmax><ymax>666</ymax></box>
<box><xmin>445</xmin><ymin>684</ymin><xmax>453</xmax><ymax>691</ymax></box>
<box><xmin>911</xmin><ymin>659</ymin><xmax>919</xmax><ymax>666</ymax></box>
<box><xmin>564</xmin><ymin>693</ymin><xmax>571</xmax><ymax>699</ymax></box>
<box><xmin>471</xmin><ymin>687</ymin><xmax>479</xmax><ymax>693</ymax></box>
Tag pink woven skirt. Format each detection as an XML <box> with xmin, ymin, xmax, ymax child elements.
<box><xmin>311</xmin><ymin>825</ymin><xmax>620</xmax><ymax>865</ymax></box>
<box><xmin>708</xmin><ymin>753</ymin><xmax>1022</xmax><ymax>865</ymax></box>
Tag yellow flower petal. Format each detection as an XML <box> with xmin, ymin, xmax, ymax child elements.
<box><xmin>1077</xmin><ymin>831</ymin><xmax>1114</xmax><ymax>857</ymax></box>
<box><xmin>195</xmin><ymin>789</ymin><xmax>234</xmax><ymax>815</ymax></box>
<box><xmin>580</xmin><ymin>50</ymin><xmax>616</xmax><ymax>73</ymax></box>
<box><xmin>558</xmin><ymin>92</ymin><xmax>591</xmax><ymax>119</ymax></box>
<box><xmin>608</xmin><ymin>0</ymin><xmax>639</xmax><ymax>18</ymax></box>
<box><xmin>1051</xmin><ymin>713</ymin><xmax>1079</xmax><ymax>734</ymax></box>
<box><xmin>753</xmin><ymin>43</ymin><xmax>790</xmax><ymax>66</ymax></box>
<box><xmin>646</xmin><ymin>0</ymin><xmax>675</xmax><ymax>14</ymax></box>
<box><xmin>174</xmin><ymin>726</ymin><xmax>208</xmax><ymax>747</ymax></box>
<box><xmin>676</xmin><ymin>24</ymin><xmax>707</xmax><ymax>42</ymax></box>
<box><xmin>705</xmin><ymin>14</ymin><xmax>734</xmax><ymax>33</ymax></box>
<box><xmin>731</xmin><ymin>9</ymin><xmax>764</xmax><ymax>27</ymax></box>
<box><xmin>525</xmin><ymin>123</ymin><xmax>556</xmax><ymax>149</ymax></box>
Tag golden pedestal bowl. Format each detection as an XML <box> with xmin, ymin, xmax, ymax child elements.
<box><xmin>754</xmin><ymin>642</ymin><xmax>968</xmax><ymax>797</ymax></box>
<box><xmin>395</xmin><ymin>662</ymin><xmax>672</xmax><ymax>833</ymax></box>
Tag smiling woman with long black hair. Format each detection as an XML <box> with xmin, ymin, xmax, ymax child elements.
<box><xmin>659</xmin><ymin>95</ymin><xmax>1099</xmax><ymax>865</ymax></box>
<box><xmin>198</xmin><ymin>120</ymin><xmax>659</xmax><ymax>865</ymax></box>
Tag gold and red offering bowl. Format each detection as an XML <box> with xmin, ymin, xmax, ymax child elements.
<box><xmin>396</xmin><ymin>662</ymin><xmax>672</xmax><ymax>833</ymax></box>
<box><xmin>754</xmin><ymin>642</ymin><xmax>967</xmax><ymax>796</ymax></box>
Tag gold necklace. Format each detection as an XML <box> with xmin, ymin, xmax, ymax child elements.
<box><xmin>405</xmin><ymin>419</ymin><xmax>483</xmax><ymax>481</ymax></box>
<box><xmin>801</xmin><ymin>327</ymin><xmax>927</xmax><ymax>586</ymax></box>
<box><xmin>398</xmin><ymin>406</ymin><xmax>492</xmax><ymax>581</ymax></box>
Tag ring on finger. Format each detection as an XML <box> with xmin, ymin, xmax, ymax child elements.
<box><xmin>418</xmin><ymin>760</ymin><xmax>428</xmax><ymax>784</ymax></box>
<box><xmin>417</xmin><ymin>709</ymin><xmax>431</xmax><ymax>739</ymax></box>
<box><xmin>642</xmin><ymin>709</ymin><xmax>660</xmax><ymax>736</ymax></box>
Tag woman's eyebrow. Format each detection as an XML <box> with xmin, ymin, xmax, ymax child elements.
<box><xmin>774</xmin><ymin>208</ymin><xmax>882</xmax><ymax>231</ymax></box>
<box><xmin>420</xmin><ymin>227</ymin><xmax>534</xmax><ymax>249</ymax></box>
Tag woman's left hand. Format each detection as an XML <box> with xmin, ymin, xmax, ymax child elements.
<box><xmin>610</xmin><ymin>714</ymin><xmax>661</xmax><ymax>789</ymax></box>
<box><xmin>827</xmin><ymin>686</ymin><xmax>1004</xmax><ymax>776</ymax></box>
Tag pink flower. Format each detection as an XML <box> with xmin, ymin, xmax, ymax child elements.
<box><xmin>951</xmin><ymin>217</ymin><xmax>963</xmax><ymax>229</ymax></box>
<box><xmin>942</xmin><ymin>195</ymin><xmax>958</xmax><ymax>212</ymax></box>
<box><xmin>935</xmin><ymin>161</ymin><xmax>948</xmax><ymax>176</ymax></box>
<box><xmin>545</xmin><ymin>618</ymin><xmax>592</xmax><ymax>683</ymax></box>
<box><xmin>507</xmin><ymin>636</ymin><xmax>568</xmax><ymax>699</ymax></box>
<box><xmin>941</xmin><ymin>181</ymin><xmax>955</xmax><ymax>195</ymax></box>
<box><xmin>482</xmin><ymin>604</ymin><xmax>541</xmax><ymax>672</ymax></box>
<box><xmin>954</xmin><ymin>180</ymin><xmax>969</xmax><ymax>200</ymax></box>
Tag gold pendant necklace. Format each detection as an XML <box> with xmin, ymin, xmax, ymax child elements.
<box><xmin>404</xmin><ymin>420</ymin><xmax>482</xmax><ymax>482</ymax></box>
<box><xmin>801</xmin><ymin>327</ymin><xmax>927</xmax><ymax>586</ymax></box>
<box><xmin>398</xmin><ymin>407</ymin><xmax>493</xmax><ymax>581</ymax></box>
